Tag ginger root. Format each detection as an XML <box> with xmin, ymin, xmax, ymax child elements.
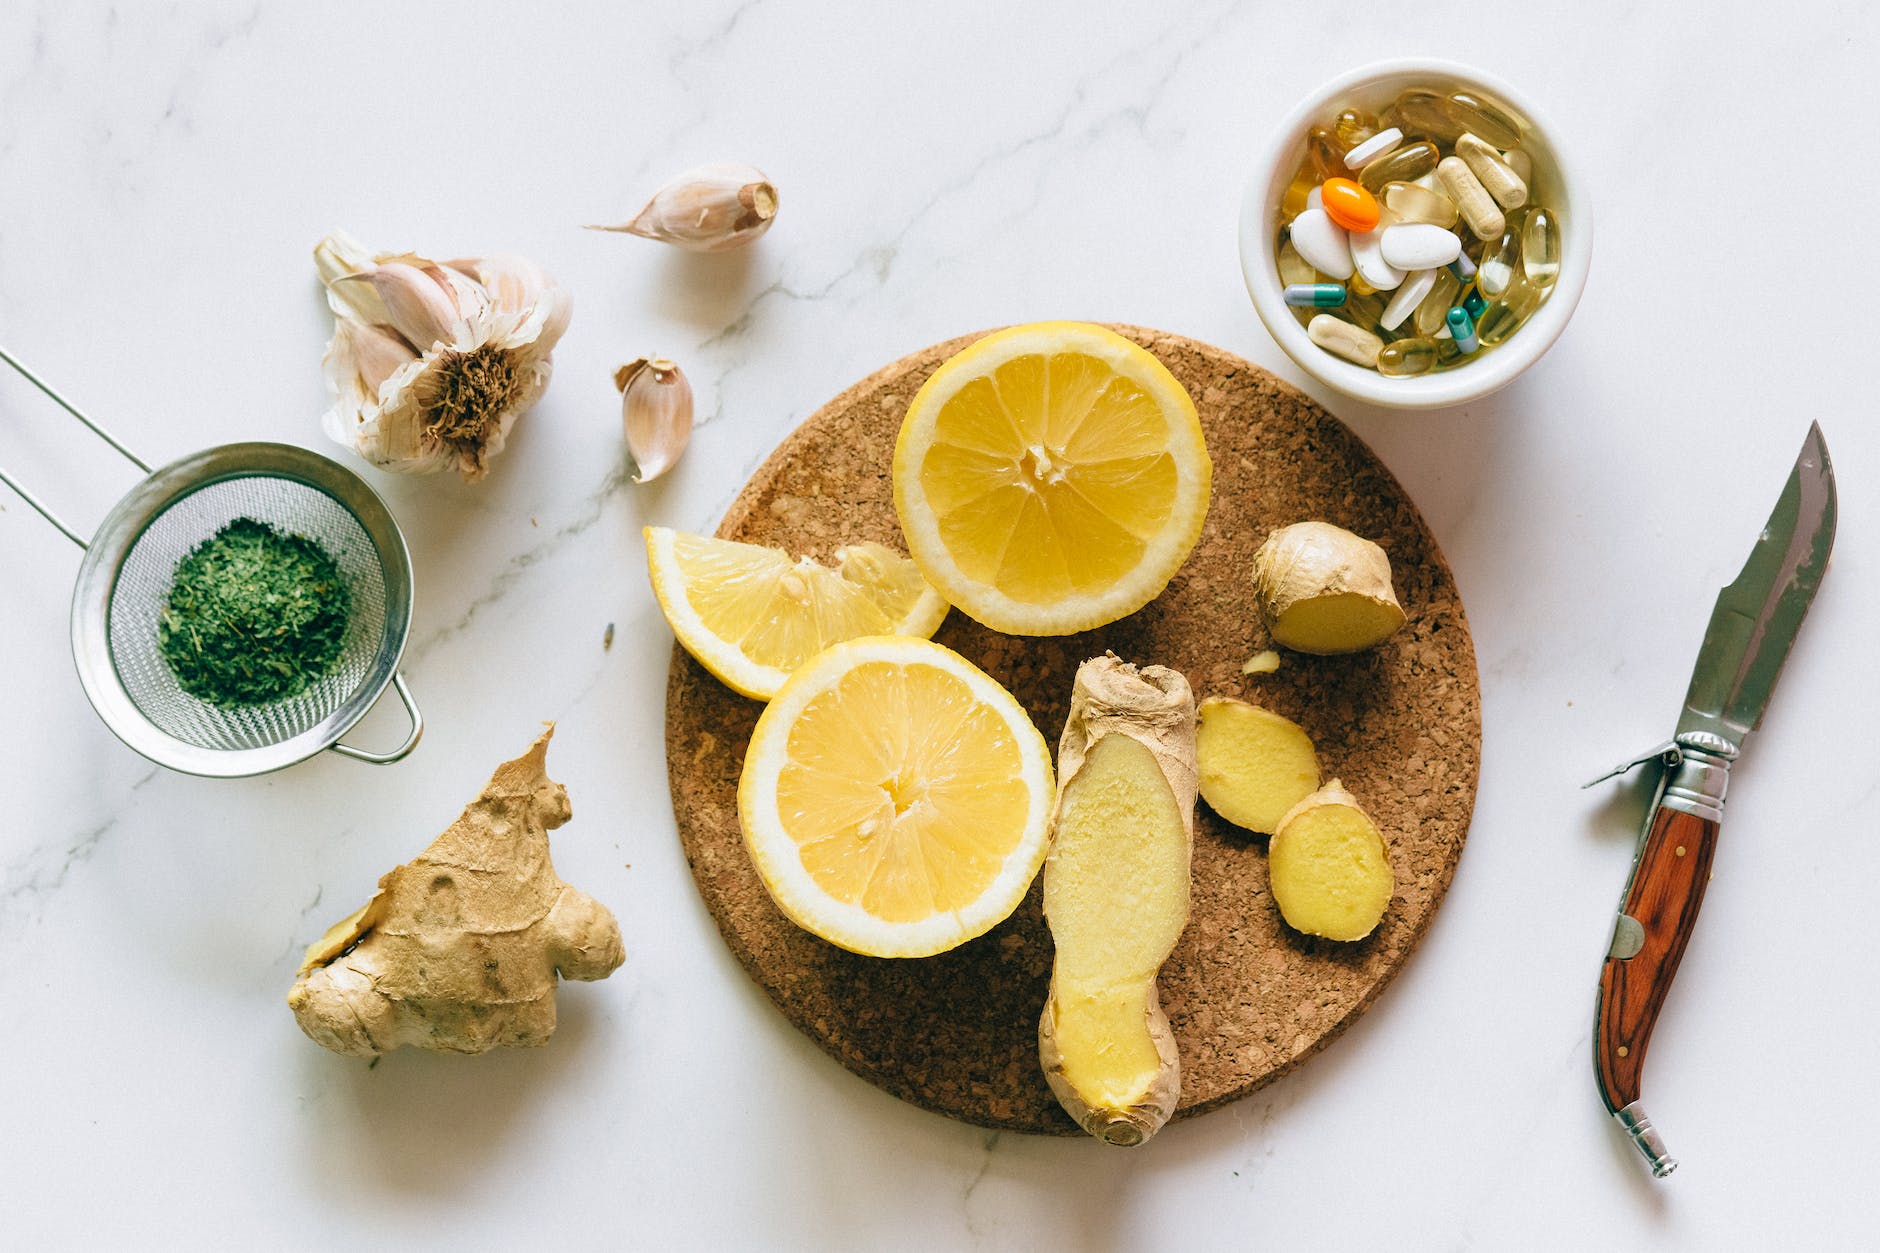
<box><xmin>1269</xmin><ymin>779</ymin><xmax>1393</xmax><ymax>941</ymax></box>
<box><xmin>1039</xmin><ymin>655</ymin><xmax>1195</xmax><ymax>1146</ymax></box>
<box><xmin>1252</xmin><ymin>521</ymin><xmax>1406</xmax><ymax>655</ymax></box>
<box><xmin>288</xmin><ymin>727</ymin><xmax>623</xmax><ymax>1057</ymax></box>
<box><xmin>1195</xmin><ymin>697</ymin><xmax>1320</xmax><ymax>835</ymax></box>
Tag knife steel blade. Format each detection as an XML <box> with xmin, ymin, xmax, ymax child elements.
<box><xmin>1591</xmin><ymin>424</ymin><xmax>1836</xmax><ymax>1178</ymax></box>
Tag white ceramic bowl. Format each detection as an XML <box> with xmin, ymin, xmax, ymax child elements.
<box><xmin>1239</xmin><ymin>59</ymin><xmax>1592</xmax><ymax>409</ymax></box>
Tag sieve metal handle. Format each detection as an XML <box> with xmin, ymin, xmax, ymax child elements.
<box><xmin>0</xmin><ymin>343</ymin><xmax>153</xmax><ymax>550</ymax></box>
<box><xmin>327</xmin><ymin>671</ymin><xmax>424</xmax><ymax>764</ymax></box>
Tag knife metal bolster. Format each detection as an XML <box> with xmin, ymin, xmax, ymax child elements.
<box><xmin>1660</xmin><ymin>733</ymin><xmax>1736</xmax><ymax>823</ymax></box>
<box><xmin>1615</xmin><ymin>1101</ymin><xmax>1678</xmax><ymax>1178</ymax></box>
<box><xmin>1583</xmin><ymin>740</ymin><xmax>1683</xmax><ymax>789</ymax></box>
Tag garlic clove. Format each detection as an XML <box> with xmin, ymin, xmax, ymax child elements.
<box><xmin>588</xmin><ymin>163</ymin><xmax>777</xmax><ymax>252</ymax></box>
<box><xmin>341</xmin><ymin>318</ymin><xmax>419</xmax><ymax>397</ymax></box>
<box><xmin>338</xmin><ymin>262</ymin><xmax>465</xmax><ymax>352</ymax></box>
<box><xmin>615</xmin><ymin>357</ymin><xmax>693</xmax><ymax>483</ymax></box>
<box><xmin>315</xmin><ymin>230</ymin><xmax>388</xmax><ymax>324</ymax></box>
<box><xmin>448</xmin><ymin>254</ymin><xmax>549</xmax><ymax>312</ymax></box>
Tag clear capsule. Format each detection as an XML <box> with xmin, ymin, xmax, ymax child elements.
<box><xmin>1522</xmin><ymin>207</ymin><xmax>1560</xmax><ymax>289</ymax></box>
<box><xmin>1445</xmin><ymin>91</ymin><xmax>1523</xmax><ymax>148</ymax></box>
<box><xmin>1477</xmin><ymin>271</ymin><xmax>1544</xmax><ymax>347</ymax></box>
<box><xmin>1277</xmin><ymin>238</ymin><xmax>1316</xmax><ymax>287</ymax></box>
<box><xmin>1281</xmin><ymin>160</ymin><xmax>1317</xmax><ymax>219</ymax></box>
<box><xmin>1476</xmin><ymin>213</ymin><xmax>1526</xmax><ymax>298</ymax></box>
<box><xmin>1385</xmin><ymin>89</ymin><xmax>1462</xmax><ymax>143</ymax></box>
<box><xmin>1285</xmin><ymin>282</ymin><xmax>1348</xmax><ymax>308</ymax></box>
<box><xmin>1333</xmin><ymin>107</ymin><xmax>1381</xmax><ymax>148</ymax></box>
<box><xmin>1358</xmin><ymin>140</ymin><xmax>1440</xmax><ymax>192</ymax></box>
<box><xmin>1306</xmin><ymin>126</ymin><xmax>1348</xmax><ymax>181</ymax></box>
<box><xmin>1377</xmin><ymin>337</ymin><xmax>1441</xmax><ymax>377</ymax></box>
<box><xmin>1413</xmin><ymin>268</ymin><xmax>1461</xmax><ymax>337</ymax></box>
<box><xmin>1383</xmin><ymin>180</ymin><xmax>1459</xmax><ymax>228</ymax></box>
<box><xmin>1343</xmin><ymin>289</ymin><xmax>1388</xmax><ymax>331</ymax></box>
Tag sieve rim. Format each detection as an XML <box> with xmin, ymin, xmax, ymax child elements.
<box><xmin>69</xmin><ymin>441</ymin><xmax>415</xmax><ymax>778</ymax></box>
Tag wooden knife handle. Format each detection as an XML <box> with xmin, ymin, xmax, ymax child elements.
<box><xmin>1595</xmin><ymin>803</ymin><xmax>1721</xmax><ymax>1113</ymax></box>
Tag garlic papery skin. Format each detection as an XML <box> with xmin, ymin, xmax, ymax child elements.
<box><xmin>314</xmin><ymin>229</ymin><xmax>571</xmax><ymax>482</ymax></box>
<box><xmin>615</xmin><ymin>357</ymin><xmax>693</xmax><ymax>483</ymax></box>
<box><xmin>589</xmin><ymin>163</ymin><xmax>777</xmax><ymax>252</ymax></box>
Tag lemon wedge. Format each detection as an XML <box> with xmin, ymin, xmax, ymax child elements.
<box><xmin>738</xmin><ymin>636</ymin><xmax>1054</xmax><ymax>957</ymax></box>
<box><xmin>645</xmin><ymin>527</ymin><xmax>948</xmax><ymax>700</ymax></box>
<box><xmin>893</xmin><ymin>322</ymin><xmax>1211</xmax><ymax>635</ymax></box>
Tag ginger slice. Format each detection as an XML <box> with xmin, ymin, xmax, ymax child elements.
<box><xmin>1268</xmin><ymin>779</ymin><xmax>1394</xmax><ymax>941</ymax></box>
<box><xmin>1195</xmin><ymin>696</ymin><xmax>1320</xmax><ymax>835</ymax></box>
<box><xmin>1039</xmin><ymin>655</ymin><xmax>1195</xmax><ymax>1146</ymax></box>
<box><xmin>1252</xmin><ymin>521</ymin><xmax>1406</xmax><ymax>655</ymax></box>
<box><xmin>287</xmin><ymin>727</ymin><xmax>624</xmax><ymax>1057</ymax></box>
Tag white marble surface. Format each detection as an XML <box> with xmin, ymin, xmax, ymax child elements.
<box><xmin>1</xmin><ymin>2</ymin><xmax>1874</xmax><ymax>1248</ymax></box>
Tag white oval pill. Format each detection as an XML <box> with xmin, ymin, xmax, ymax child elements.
<box><xmin>1307</xmin><ymin>314</ymin><xmax>1383</xmax><ymax>367</ymax></box>
<box><xmin>1380</xmin><ymin>267</ymin><xmax>1437</xmax><ymax>331</ymax></box>
<box><xmin>1307</xmin><ymin>184</ymin><xmax>1323</xmax><ymax>211</ymax></box>
<box><xmin>1380</xmin><ymin>223</ymin><xmax>1463</xmax><ymax>271</ymax></box>
<box><xmin>1349</xmin><ymin>224</ymin><xmax>1404</xmax><ymax>291</ymax></box>
<box><xmin>1343</xmin><ymin>127</ymin><xmax>1403</xmax><ymax>170</ymax></box>
<box><xmin>1287</xmin><ymin>209</ymin><xmax>1352</xmax><ymax>280</ymax></box>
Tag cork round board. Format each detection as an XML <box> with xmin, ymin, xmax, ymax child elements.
<box><xmin>664</xmin><ymin>325</ymin><xmax>1480</xmax><ymax>1134</ymax></box>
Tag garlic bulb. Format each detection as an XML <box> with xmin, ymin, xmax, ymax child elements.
<box><xmin>314</xmin><ymin>230</ymin><xmax>571</xmax><ymax>481</ymax></box>
<box><xmin>589</xmin><ymin>163</ymin><xmax>777</xmax><ymax>252</ymax></box>
<box><xmin>615</xmin><ymin>357</ymin><xmax>693</xmax><ymax>483</ymax></box>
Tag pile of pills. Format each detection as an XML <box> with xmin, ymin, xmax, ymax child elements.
<box><xmin>1274</xmin><ymin>87</ymin><xmax>1561</xmax><ymax>376</ymax></box>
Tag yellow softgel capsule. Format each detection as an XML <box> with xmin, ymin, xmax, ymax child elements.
<box><xmin>1445</xmin><ymin>91</ymin><xmax>1523</xmax><ymax>149</ymax></box>
<box><xmin>1385</xmin><ymin>88</ymin><xmax>1463</xmax><ymax>143</ymax></box>
<box><xmin>1333</xmin><ymin>107</ymin><xmax>1381</xmax><ymax>148</ymax></box>
<box><xmin>1306</xmin><ymin>125</ymin><xmax>1347</xmax><ymax>180</ymax></box>
<box><xmin>1383</xmin><ymin>180</ymin><xmax>1458</xmax><ymax>229</ymax></box>
<box><xmin>1376</xmin><ymin>337</ymin><xmax>1441</xmax><ymax>377</ymax></box>
<box><xmin>1357</xmin><ymin>140</ymin><xmax>1439</xmax><ymax>192</ymax></box>
<box><xmin>1413</xmin><ymin>268</ymin><xmax>1461</xmax><ymax>337</ymax></box>
<box><xmin>1522</xmin><ymin>207</ymin><xmax>1560</xmax><ymax>288</ymax></box>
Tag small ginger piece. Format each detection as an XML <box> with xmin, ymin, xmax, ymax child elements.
<box><xmin>287</xmin><ymin>727</ymin><xmax>624</xmax><ymax>1057</ymax></box>
<box><xmin>1252</xmin><ymin>521</ymin><xmax>1406</xmax><ymax>655</ymax></box>
<box><xmin>1269</xmin><ymin>779</ymin><xmax>1393</xmax><ymax>941</ymax></box>
<box><xmin>1195</xmin><ymin>697</ymin><xmax>1320</xmax><ymax>835</ymax></box>
<box><xmin>1039</xmin><ymin>655</ymin><xmax>1195</xmax><ymax>1146</ymax></box>
<box><xmin>1241</xmin><ymin>649</ymin><xmax>1281</xmax><ymax>675</ymax></box>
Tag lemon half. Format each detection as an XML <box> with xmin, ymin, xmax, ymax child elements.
<box><xmin>893</xmin><ymin>323</ymin><xmax>1211</xmax><ymax>636</ymax></box>
<box><xmin>738</xmin><ymin>636</ymin><xmax>1054</xmax><ymax>957</ymax></box>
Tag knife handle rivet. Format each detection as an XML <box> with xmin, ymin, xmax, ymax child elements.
<box><xmin>1617</xmin><ymin>1046</ymin><xmax>1629</xmax><ymax>1057</ymax></box>
<box><xmin>1675</xmin><ymin>845</ymin><xmax>1687</xmax><ymax>857</ymax></box>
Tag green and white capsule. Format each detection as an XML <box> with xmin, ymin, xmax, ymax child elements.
<box><xmin>1446</xmin><ymin>305</ymin><xmax>1479</xmax><ymax>354</ymax></box>
<box><xmin>1284</xmin><ymin>282</ymin><xmax>1347</xmax><ymax>308</ymax></box>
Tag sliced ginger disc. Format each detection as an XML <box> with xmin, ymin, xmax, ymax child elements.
<box><xmin>645</xmin><ymin>526</ymin><xmax>949</xmax><ymax>700</ymax></box>
<box><xmin>893</xmin><ymin>322</ymin><xmax>1212</xmax><ymax>635</ymax></box>
<box><xmin>738</xmin><ymin>635</ymin><xmax>1055</xmax><ymax>957</ymax></box>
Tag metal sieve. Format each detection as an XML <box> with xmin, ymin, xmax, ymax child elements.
<box><xmin>1</xmin><ymin>345</ymin><xmax>422</xmax><ymax>777</ymax></box>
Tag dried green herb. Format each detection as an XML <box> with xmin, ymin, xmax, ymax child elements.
<box><xmin>158</xmin><ymin>517</ymin><xmax>351</xmax><ymax>707</ymax></box>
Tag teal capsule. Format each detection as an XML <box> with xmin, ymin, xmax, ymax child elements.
<box><xmin>1462</xmin><ymin>286</ymin><xmax>1487</xmax><ymax>319</ymax></box>
<box><xmin>1284</xmin><ymin>282</ymin><xmax>1348</xmax><ymax>308</ymax></box>
<box><xmin>1447</xmin><ymin>306</ymin><xmax>1479</xmax><ymax>353</ymax></box>
<box><xmin>1449</xmin><ymin>249</ymin><xmax>1478</xmax><ymax>282</ymax></box>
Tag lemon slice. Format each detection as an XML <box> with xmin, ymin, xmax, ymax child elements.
<box><xmin>893</xmin><ymin>322</ymin><xmax>1211</xmax><ymax>635</ymax></box>
<box><xmin>738</xmin><ymin>636</ymin><xmax>1054</xmax><ymax>957</ymax></box>
<box><xmin>645</xmin><ymin>527</ymin><xmax>948</xmax><ymax>700</ymax></box>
